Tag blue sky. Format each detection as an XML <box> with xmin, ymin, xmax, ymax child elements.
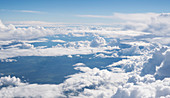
<box><xmin>0</xmin><ymin>0</ymin><xmax>170</xmax><ymax>23</ymax></box>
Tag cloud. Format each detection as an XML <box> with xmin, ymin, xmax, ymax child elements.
<box><xmin>90</xmin><ymin>35</ymin><xmax>106</xmax><ymax>47</ymax></box>
<box><xmin>76</xmin><ymin>15</ymin><xmax>113</xmax><ymax>18</ymax></box>
<box><xmin>0</xmin><ymin>9</ymin><xmax>45</xmax><ymax>14</ymax></box>
<box><xmin>51</xmin><ymin>39</ymin><xmax>65</xmax><ymax>43</ymax></box>
<box><xmin>0</xmin><ymin>78</ymin><xmax>64</xmax><ymax>97</ymax></box>
<box><xmin>73</xmin><ymin>63</ymin><xmax>86</xmax><ymax>67</ymax></box>
<box><xmin>0</xmin><ymin>21</ymin><xmax>55</xmax><ymax>40</ymax></box>
<box><xmin>156</xmin><ymin>49</ymin><xmax>170</xmax><ymax>78</ymax></box>
<box><xmin>108</xmin><ymin>39</ymin><xmax>119</xmax><ymax>47</ymax></box>
<box><xmin>0</xmin><ymin>65</ymin><xmax>169</xmax><ymax>97</ymax></box>
<box><xmin>112</xmin><ymin>77</ymin><xmax>170</xmax><ymax>98</ymax></box>
<box><xmin>16</xmin><ymin>10</ymin><xmax>43</xmax><ymax>14</ymax></box>
<box><xmin>0</xmin><ymin>35</ymin><xmax>169</xmax><ymax>98</ymax></box>
<box><xmin>0</xmin><ymin>18</ymin><xmax>164</xmax><ymax>61</ymax></box>
<box><xmin>4</xmin><ymin>21</ymin><xmax>61</xmax><ymax>26</ymax></box>
<box><xmin>0</xmin><ymin>76</ymin><xmax>25</xmax><ymax>87</ymax></box>
<box><xmin>1</xmin><ymin>11</ymin><xmax>170</xmax><ymax>98</ymax></box>
<box><xmin>121</xmin><ymin>45</ymin><xmax>142</xmax><ymax>56</ymax></box>
<box><xmin>0</xmin><ymin>20</ymin><xmax>6</xmax><ymax>28</ymax></box>
<box><xmin>0</xmin><ymin>59</ymin><xmax>17</xmax><ymax>63</ymax></box>
<box><xmin>113</xmin><ymin>13</ymin><xmax>159</xmax><ymax>22</ymax></box>
<box><xmin>141</xmin><ymin>47</ymin><xmax>167</xmax><ymax>76</ymax></box>
<box><xmin>77</xmin><ymin>13</ymin><xmax>170</xmax><ymax>23</ymax></box>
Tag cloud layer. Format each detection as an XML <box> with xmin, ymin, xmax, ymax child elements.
<box><xmin>0</xmin><ymin>12</ymin><xmax>170</xmax><ymax>97</ymax></box>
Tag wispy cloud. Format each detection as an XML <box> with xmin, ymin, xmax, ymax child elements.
<box><xmin>76</xmin><ymin>15</ymin><xmax>113</xmax><ymax>18</ymax></box>
<box><xmin>4</xmin><ymin>21</ymin><xmax>65</xmax><ymax>26</ymax></box>
<box><xmin>15</xmin><ymin>10</ymin><xmax>44</xmax><ymax>14</ymax></box>
<box><xmin>76</xmin><ymin>13</ymin><xmax>166</xmax><ymax>22</ymax></box>
<box><xmin>0</xmin><ymin>9</ymin><xmax>45</xmax><ymax>14</ymax></box>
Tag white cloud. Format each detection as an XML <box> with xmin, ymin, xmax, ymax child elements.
<box><xmin>0</xmin><ymin>65</ymin><xmax>169</xmax><ymax>98</ymax></box>
<box><xmin>156</xmin><ymin>49</ymin><xmax>170</xmax><ymax>78</ymax></box>
<box><xmin>0</xmin><ymin>76</ymin><xmax>25</xmax><ymax>87</ymax></box>
<box><xmin>76</xmin><ymin>14</ymin><xmax>113</xmax><ymax>18</ymax></box>
<box><xmin>112</xmin><ymin>78</ymin><xmax>170</xmax><ymax>98</ymax></box>
<box><xmin>0</xmin><ymin>19</ymin><xmax>150</xmax><ymax>41</ymax></box>
<box><xmin>121</xmin><ymin>45</ymin><xmax>142</xmax><ymax>55</ymax></box>
<box><xmin>67</xmin><ymin>55</ymin><xmax>72</xmax><ymax>58</ymax></box>
<box><xmin>146</xmin><ymin>37</ymin><xmax>170</xmax><ymax>45</ymax></box>
<box><xmin>90</xmin><ymin>36</ymin><xmax>106</xmax><ymax>47</ymax></box>
<box><xmin>51</xmin><ymin>39</ymin><xmax>65</xmax><ymax>43</ymax></box>
<box><xmin>0</xmin><ymin>83</ymin><xmax>64</xmax><ymax>97</ymax></box>
<box><xmin>141</xmin><ymin>47</ymin><xmax>167</xmax><ymax>76</ymax></box>
<box><xmin>0</xmin><ymin>9</ymin><xmax>45</xmax><ymax>14</ymax></box>
<box><xmin>108</xmin><ymin>39</ymin><xmax>119</xmax><ymax>47</ymax></box>
<box><xmin>0</xmin><ymin>59</ymin><xmax>17</xmax><ymax>63</ymax></box>
<box><xmin>0</xmin><ymin>20</ymin><xmax>6</xmax><ymax>29</ymax></box>
<box><xmin>62</xmin><ymin>65</ymin><xmax>128</xmax><ymax>97</ymax></box>
<box><xmin>0</xmin><ymin>21</ymin><xmax>55</xmax><ymax>40</ymax></box>
<box><xmin>108</xmin><ymin>43</ymin><xmax>164</xmax><ymax>74</ymax></box>
<box><xmin>4</xmin><ymin>21</ymin><xmax>61</xmax><ymax>26</ymax></box>
<box><xmin>113</xmin><ymin>13</ymin><xmax>159</xmax><ymax>22</ymax></box>
<box><xmin>73</xmin><ymin>63</ymin><xmax>86</xmax><ymax>67</ymax></box>
<box><xmin>16</xmin><ymin>10</ymin><xmax>44</xmax><ymax>14</ymax></box>
<box><xmin>0</xmin><ymin>41</ymin><xmax>109</xmax><ymax>59</ymax></box>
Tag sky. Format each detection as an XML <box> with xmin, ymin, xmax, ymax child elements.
<box><xmin>0</xmin><ymin>0</ymin><xmax>170</xmax><ymax>24</ymax></box>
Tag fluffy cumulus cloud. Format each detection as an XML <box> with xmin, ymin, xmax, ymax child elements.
<box><xmin>0</xmin><ymin>76</ymin><xmax>24</xmax><ymax>87</ymax></box>
<box><xmin>141</xmin><ymin>47</ymin><xmax>167</xmax><ymax>76</ymax></box>
<box><xmin>121</xmin><ymin>13</ymin><xmax>170</xmax><ymax>38</ymax></box>
<box><xmin>0</xmin><ymin>20</ymin><xmax>55</xmax><ymax>40</ymax></box>
<box><xmin>156</xmin><ymin>49</ymin><xmax>170</xmax><ymax>78</ymax></box>
<box><xmin>0</xmin><ymin>65</ymin><xmax>128</xmax><ymax>97</ymax></box>
<box><xmin>112</xmin><ymin>78</ymin><xmax>170</xmax><ymax>98</ymax></box>
<box><xmin>90</xmin><ymin>36</ymin><xmax>106</xmax><ymax>47</ymax></box>
<box><xmin>0</xmin><ymin>82</ymin><xmax>64</xmax><ymax>97</ymax></box>
<box><xmin>0</xmin><ymin>64</ymin><xmax>169</xmax><ymax>97</ymax></box>
<box><xmin>108</xmin><ymin>39</ymin><xmax>119</xmax><ymax>47</ymax></box>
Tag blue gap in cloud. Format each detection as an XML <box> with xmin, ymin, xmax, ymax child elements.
<box><xmin>0</xmin><ymin>54</ymin><xmax>124</xmax><ymax>84</ymax></box>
